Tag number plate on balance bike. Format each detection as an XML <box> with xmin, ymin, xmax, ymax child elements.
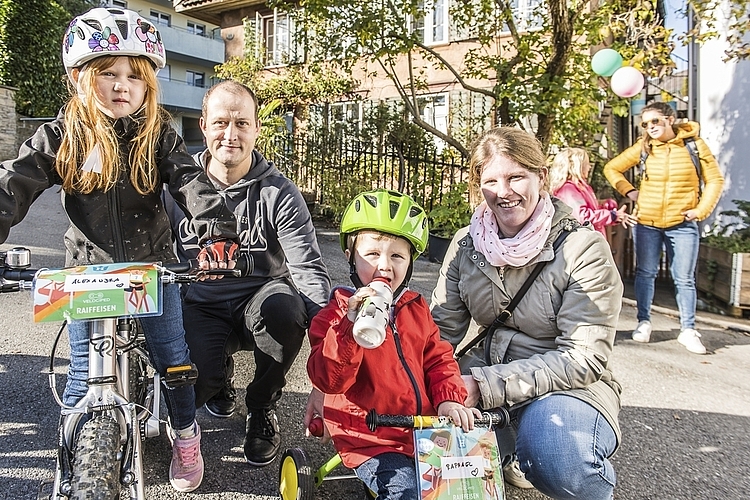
<box><xmin>32</xmin><ymin>263</ymin><xmax>162</xmax><ymax>322</ymax></box>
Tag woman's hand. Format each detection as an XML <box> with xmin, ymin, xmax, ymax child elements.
<box><xmin>437</xmin><ymin>401</ymin><xmax>482</xmax><ymax>432</ymax></box>
<box><xmin>616</xmin><ymin>205</ymin><xmax>637</xmax><ymax>228</ymax></box>
<box><xmin>461</xmin><ymin>374</ymin><xmax>481</xmax><ymax>408</ymax></box>
<box><xmin>683</xmin><ymin>209</ymin><xmax>699</xmax><ymax>222</ymax></box>
<box><xmin>304</xmin><ymin>387</ymin><xmax>331</xmax><ymax>443</ymax></box>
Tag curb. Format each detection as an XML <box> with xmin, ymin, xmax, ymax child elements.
<box><xmin>622</xmin><ymin>298</ymin><xmax>750</xmax><ymax>335</ymax></box>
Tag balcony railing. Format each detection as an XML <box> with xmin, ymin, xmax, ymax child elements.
<box><xmin>159</xmin><ymin>24</ymin><xmax>224</xmax><ymax>65</ymax></box>
<box><xmin>158</xmin><ymin>79</ymin><xmax>207</xmax><ymax>112</ymax></box>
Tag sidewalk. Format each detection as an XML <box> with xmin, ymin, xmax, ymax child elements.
<box><xmin>621</xmin><ymin>278</ymin><xmax>750</xmax><ymax>335</ymax></box>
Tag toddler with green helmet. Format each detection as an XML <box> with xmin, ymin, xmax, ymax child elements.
<box><xmin>307</xmin><ymin>189</ymin><xmax>480</xmax><ymax>498</ymax></box>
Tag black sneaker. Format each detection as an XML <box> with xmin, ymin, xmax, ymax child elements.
<box><xmin>243</xmin><ymin>408</ymin><xmax>280</xmax><ymax>467</ymax></box>
<box><xmin>205</xmin><ymin>379</ymin><xmax>237</xmax><ymax>418</ymax></box>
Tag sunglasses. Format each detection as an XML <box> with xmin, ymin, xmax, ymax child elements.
<box><xmin>640</xmin><ymin>117</ymin><xmax>666</xmax><ymax>128</ymax></box>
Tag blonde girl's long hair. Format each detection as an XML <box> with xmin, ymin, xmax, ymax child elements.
<box><xmin>548</xmin><ymin>147</ymin><xmax>590</xmax><ymax>193</ymax></box>
<box><xmin>56</xmin><ymin>55</ymin><xmax>166</xmax><ymax>195</ymax></box>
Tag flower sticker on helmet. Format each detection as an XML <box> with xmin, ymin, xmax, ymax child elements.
<box><xmin>88</xmin><ymin>27</ymin><xmax>120</xmax><ymax>52</ymax></box>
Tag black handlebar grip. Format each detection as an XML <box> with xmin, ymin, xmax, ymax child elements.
<box><xmin>0</xmin><ymin>268</ymin><xmax>38</xmax><ymax>282</ymax></box>
<box><xmin>163</xmin><ymin>254</ymin><xmax>253</xmax><ymax>277</ymax></box>
<box><xmin>366</xmin><ymin>407</ymin><xmax>510</xmax><ymax>432</ymax></box>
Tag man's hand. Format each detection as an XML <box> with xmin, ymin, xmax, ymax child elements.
<box><xmin>196</xmin><ymin>240</ymin><xmax>238</xmax><ymax>280</ymax></box>
<box><xmin>304</xmin><ymin>387</ymin><xmax>331</xmax><ymax>443</ymax></box>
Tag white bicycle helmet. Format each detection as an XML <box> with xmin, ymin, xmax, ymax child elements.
<box><xmin>62</xmin><ymin>7</ymin><xmax>166</xmax><ymax>80</ymax></box>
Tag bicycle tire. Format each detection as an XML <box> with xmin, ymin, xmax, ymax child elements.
<box><xmin>69</xmin><ymin>415</ymin><xmax>121</xmax><ymax>500</ymax></box>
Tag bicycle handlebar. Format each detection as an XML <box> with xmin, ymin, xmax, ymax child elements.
<box><xmin>0</xmin><ymin>248</ymin><xmax>254</xmax><ymax>290</ymax></box>
<box><xmin>365</xmin><ymin>407</ymin><xmax>510</xmax><ymax>432</ymax></box>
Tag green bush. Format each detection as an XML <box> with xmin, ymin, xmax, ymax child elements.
<box><xmin>428</xmin><ymin>182</ymin><xmax>472</xmax><ymax>238</ymax></box>
<box><xmin>702</xmin><ymin>199</ymin><xmax>750</xmax><ymax>253</ymax></box>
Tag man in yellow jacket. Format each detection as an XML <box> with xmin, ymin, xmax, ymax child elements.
<box><xmin>604</xmin><ymin>101</ymin><xmax>724</xmax><ymax>355</ymax></box>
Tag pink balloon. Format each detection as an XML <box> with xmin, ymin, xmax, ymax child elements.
<box><xmin>610</xmin><ymin>66</ymin><xmax>645</xmax><ymax>98</ymax></box>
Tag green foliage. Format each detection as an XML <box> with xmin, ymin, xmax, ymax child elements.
<box><xmin>685</xmin><ymin>0</ymin><xmax>749</xmax><ymax>60</ymax></box>
<box><xmin>702</xmin><ymin>200</ymin><xmax>750</xmax><ymax>253</ymax></box>
<box><xmin>272</xmin><ymin>0</ymin><xmax>678</xmax><ymax>155</ymax></box>
<box><xmin>428</xmin><ymin>182</ymin><xmax>472</xmax><ymax>238</ymax></box>
<box><xmin>0</xmin><ymin>0</ymin><xmax>95</xmax><ymax>117</ymax></box>
<box><xmin>214</xmin><ymin>16</ymin><xmax>357</xmax><ymax>125</ymax></box>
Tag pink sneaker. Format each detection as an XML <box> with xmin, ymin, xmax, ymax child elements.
<box><xmin>169</xmin><ymin>422</ymin><xmax>204</xmax><ymax>492</ymax></box>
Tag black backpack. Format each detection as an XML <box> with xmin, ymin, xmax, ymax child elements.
<box><xmin>638</xmin><ymin>137</ymin><xmax>702</xmax><ymax>194</ymax></box>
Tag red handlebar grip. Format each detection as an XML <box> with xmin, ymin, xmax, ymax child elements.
<box><xmin>308</xmin><ymin>416</ymin><xmax>324</xmax><ymax>437</ymax></box>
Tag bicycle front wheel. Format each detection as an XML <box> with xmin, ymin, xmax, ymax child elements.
<box><xmin>69</xmin><ymin>415</ymin><xmax>121</xmax><ymax>500</ymax></box>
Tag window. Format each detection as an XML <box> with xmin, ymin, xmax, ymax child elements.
<box><xmin>104</xmin><ymin>0</ymin><xmax>128</xmax><ymax>8</ymax></box>
<box><xmin>330</xmin><ymin>101</ymin><xmax>362</xmax><ymax>133</ymax></box>
<box><xmin>418</xmin><ymin>93</ymin><xmax>449</xmax><ymax>151</ymax></box>
<box><xmin>186</xmin><ymin>70</ymin><xmax>205</xmax><ymax>88</ymax></box>
<box><xmin>265</xmin><ymin>12</ymin><xmax>290</xmax><ymax>66</ymax></box>
<box><xmin>505</xmin><ymin>0</ymin><xmax>544</xmax><ymax>32</ymax></box>
<box><xmin>187</xmin><ymin>21</ymin><xmax>205</xmax><ymax>36</ymax></box>
<box><xmin>150</xmin><ymin>10</ymin><xmax>171</xmax><ymax>27</ymax></box>
<box><xmin>408</xmin><ymin>0</ymin><xmax>449</xmax><ymax>45</ymax></box>
<box><xmin>252</xmin><ymin>10</ymin><xmax>301</xmax><ymax>67</ymax></box>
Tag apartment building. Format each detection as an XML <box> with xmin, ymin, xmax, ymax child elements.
<box><xmin>173</xmin><ymin>0</ymin><xmax>535</xmax><ymax>143</ymax></box>
<box><xmin>103</xmin><ymin>0</ymin><xmax>225</xmax><ymax>152</ymax></box>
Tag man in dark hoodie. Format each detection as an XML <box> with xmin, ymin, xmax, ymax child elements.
<box><xmin>164</xmin><ymin>80</ymin><xmax>331</xmax><ymax>467</ymax></box>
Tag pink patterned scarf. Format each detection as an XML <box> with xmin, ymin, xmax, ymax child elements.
<box><xmin>470</xmin><ymin>192</ymin><xmax>554</xmax><ymax>267</ymax></box>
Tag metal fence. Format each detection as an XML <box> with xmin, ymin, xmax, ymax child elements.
<box><xmin>264</xmin><ymin>132</ymin><xmax>468</xmax><ymax>216</ymax></box>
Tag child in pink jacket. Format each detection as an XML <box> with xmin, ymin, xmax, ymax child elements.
<box><xmin>549</xmin><ymin>148</ymin><xmax>632</xmax><ymax>236</ymax></box>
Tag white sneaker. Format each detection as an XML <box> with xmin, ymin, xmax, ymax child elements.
<box><xmin>677</xmin><ymin>328</ymin><xmax>706</xmax><ymax>355</ymax></box>
<box><xmin>632</xmin><ymin>321</ymin><xmax>652</xmax><ymax>343</ymax></box>
<box><xmin>503</xmin><ymin>459</ymin><xmax>534</xmax><ymax>489</ymax></box>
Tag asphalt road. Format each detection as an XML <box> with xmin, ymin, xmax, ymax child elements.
<box><xmin>1</xmin><ymin>189</ymin><xmax>749</xmax><ymax>500</ymax></box>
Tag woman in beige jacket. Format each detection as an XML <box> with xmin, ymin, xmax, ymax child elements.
<box><xmin>431</xmin><ymin>127</ymin><xmax>623</xmax><ymax>500</ymax></box>
<box><xmin>604</xmin><ymin>101</ymin><xmax>724</xmax><ymax>355</ymax></box>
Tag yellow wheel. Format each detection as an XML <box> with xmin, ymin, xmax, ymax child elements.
<box><xmin>279</xmin><ymin>448</ymin><xmax>315</xmax><ymax>500</ymax></box>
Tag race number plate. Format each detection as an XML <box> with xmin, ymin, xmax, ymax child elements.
<box><xmin>32</xmin><ymin>263</ymin><xmax>161</xmax><ymax>322</ymax></box>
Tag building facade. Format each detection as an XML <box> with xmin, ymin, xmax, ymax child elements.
<box><xmin>104</xmin><ymin>0</ymin><xmax>225</xmax><ymax>152</ymax></box>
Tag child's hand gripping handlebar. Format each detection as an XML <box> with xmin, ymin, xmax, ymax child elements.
<box><xmin>365</xmin><ymin>407</ymin><xmax>510</xmax><ymax>432</ymax></box>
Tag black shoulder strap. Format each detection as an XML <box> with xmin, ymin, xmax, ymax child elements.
<box><xmin>684</xmin><ymin>137</ymin><xmax>702</xmax><ymax>195</ymax></box>
<box><xmin>453</xmin><ymin>229</ymin><xmax>572</xmax><ymax>361</ymax></box>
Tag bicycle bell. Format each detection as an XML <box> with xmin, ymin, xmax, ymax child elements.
<box><xmin>5</xmin><ymin>247</ymin><xmax>30</xmax><ymax>268</ymax></box>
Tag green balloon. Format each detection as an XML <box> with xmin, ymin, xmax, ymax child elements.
<box><xmin>591</xmin><ymin>49</ymin><xmax>623</xmax><ymax>77</ymax></box>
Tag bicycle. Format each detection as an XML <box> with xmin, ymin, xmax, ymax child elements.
<box><xmin>0</xmin><ymin>246</ymin><xmax>250</xmax><ymax>500</ymax></box>
<box><xmin>278</xmin><ymin>408</ymin><xmax>510</xmax><ymax>500</ymax></box>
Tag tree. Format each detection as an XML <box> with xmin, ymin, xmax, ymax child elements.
<box><xmin>269</xmin><ymin>0</ymin><xmax>679</xmax><ymax>156</ymax></box>
<box><xmin>687</xmin><ymin>0</ymin><xmax>749</xmax><ymax>60</ymax></box>
<box><xmin>0</xmin><ymin>0</ymin><xmax>95</xmax><ymax>117</ymax></box>
<box><xmin>215</xmin><ymin>17</ymin><xmax>358</xmax><ymax>132</ymax></box>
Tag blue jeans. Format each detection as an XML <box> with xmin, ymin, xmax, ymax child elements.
<box><xmin>499</xmin><ymin>394</ymin><xmax>617</xmax><ymax>500</ymax></box>
<box><xmin>633</xmin><ymin>221</ymin><xmax>699</xmax><ymax>330</ymax></box>
<box><xmin>63</xmin><ymin>284</ymin><xmax>196</xmax><ymax>430</ymax></box>
<box><xmin>356</xmin><ymin>452</ymin><xmax>418</xmax><ymax>500</ymax></box>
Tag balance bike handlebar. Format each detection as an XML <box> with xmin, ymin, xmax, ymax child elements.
<box><xmin>365</xmin><ymin>407</ymin><xmax>510</xmax><ymax>432</ymax></box>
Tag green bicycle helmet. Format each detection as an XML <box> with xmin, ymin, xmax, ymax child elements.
<box><xmin>340</xmin><ymin>189</ymin><xmax>429</xmax><ymax>259</ymax></box>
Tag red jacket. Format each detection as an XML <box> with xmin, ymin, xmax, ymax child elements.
<box><xmin>307</xmin><ymin>286</ymin><xmax>467</xmax><ymax>468</ymax></box>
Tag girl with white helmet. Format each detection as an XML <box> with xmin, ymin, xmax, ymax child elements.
<box><xmin>0</xmin><ymin>7</ymin><xmax>240</xmax><ymax>493</ymax></box>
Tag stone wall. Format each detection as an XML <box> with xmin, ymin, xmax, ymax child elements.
<box><xmin>0</xmin><ymin>86</ymin><xmax>18</xmax><ymax>162</ymax></box>
<box><xmin>0</xmin><ymin>85</ymin><xmax>55</xmax><ymax>162</ymax></box>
